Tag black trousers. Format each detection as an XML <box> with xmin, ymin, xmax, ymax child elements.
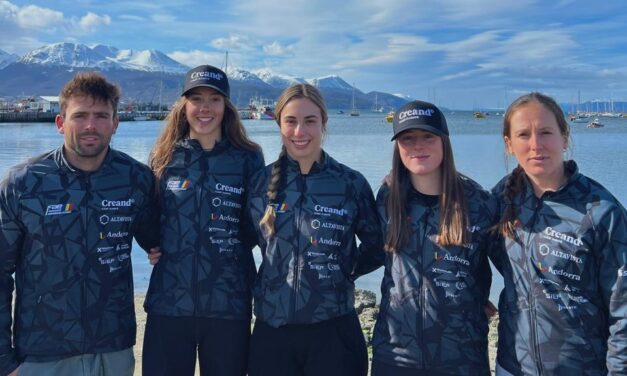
<box><xmin>142</xmin><ymin>314</ymin><xmax>250</xmax><ymax>376</ymax></box>
<box><xmin>372</xmin><ymin>360</ymin><xmax>463</xmax><ymax>376</ymax></box>
<box><xmin>248</xmin><ymin>313</ymin><xmax>368</xmax><ymax>376</ymax></box>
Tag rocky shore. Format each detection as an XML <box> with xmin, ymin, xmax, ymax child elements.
<box><xmin>133</xmin><ymin>289</ymin><xmax>499</xmax><ymax>375</ymax></box>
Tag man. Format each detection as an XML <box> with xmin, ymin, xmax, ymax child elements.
<box><xmin>0</xmin><ymin>72</ymin><xmax>158</xmax><ymax>375</ymax></box>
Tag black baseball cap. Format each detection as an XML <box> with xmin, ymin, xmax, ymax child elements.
<box><xmin>182</xmin><ymin>65</ymin><xmax>230</xmax><ymax>98</ymax></box>
<box><xmin>391</xmin><ymin>100</ymin><xmax>449</xmax><ymax>140</ymax></box>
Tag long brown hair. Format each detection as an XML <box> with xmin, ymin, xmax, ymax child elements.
<box><xmin>150</xmin><ymin>95</ymin><xmax>260</xmax><ymax>181</ymax></box>
<box><xmin>259</xmin><ymin>83</ymin><xmax>328</xmax><ymax>237</ymax></box>
<box><xmin>385</xmin><ymin>134</ymin><xmax>469</xmax><ymax>252</ymax></box>
<box><xmin>498</xmin><ymin>92</ymin><xmax>570</xmax><ymax>238</ymax></box>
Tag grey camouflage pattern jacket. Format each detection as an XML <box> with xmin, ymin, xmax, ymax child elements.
<box><xmin>144</xmin><ymin>138</ymin><xmax>264</xmax><ymax>320</ymax></box>
<box><xmin>372</xmin><ymin>176</ymin><xmax>497</xmax><ymax>375</ymax></box>
<box><xmin>0</xmin><ymin>147</ymin><xmax>158</xmax><ymax>374</ymax></box>
<box><xmin>246</xmin><ymin>151</ymin><xmax>384</xmax><ymax>327</ymax></box>
<box><xmin>490</xmin><ymin>161</ymin><xmax>627</xmax><ymax>376</ymax></box>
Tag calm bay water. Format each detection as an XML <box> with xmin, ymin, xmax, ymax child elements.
<box><xmin>1</xmin><ymin>112</ymin><xmax>626</xmax><ymax>303</ymax></box>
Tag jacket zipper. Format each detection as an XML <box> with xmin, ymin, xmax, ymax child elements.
<box><xmin>524</xmin><ymin>199</ymin><xmax>543</xmax><ymax>375</ymax></box>
<box><xmin>192</xmin><ymin>156</ymin><xmax>205</xmax><ymax>316</ymax></box>
<box><xmin>419</xmin><ymin>207</ymin><xmax>430</xmax><ymax>369</ymax></box>
<box><xmin>82</xmin><ymin>175</ymin><xmax>90</xmax><ymax>353</ymax></box>
<box><xmin>290</xmin><ymin>174</ymin><xmax>306</xmax><ymax>321</ymax></box>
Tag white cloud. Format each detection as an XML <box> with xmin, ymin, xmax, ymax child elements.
<box><xmin>16</xmin><ymin>4</ymin><xmax>63</xmax><ymax>29</ymax></box>
<box><xmin>0</xmin><ymin>1</ymin><xmax>19</xmax><ymax>19</ymax></box>
<box><xmin>263</xmin><ymin>41</ymin><xmax>293</xmax><ymax>56</ymax></box>
<box><xmin>119</xmin><ymin>14</ymin><xmax>145</xmax><ymax>21</ymax></box>
<box><xmin>168</xmin><ymin>50</ymin><xmax>226</xmax><ymax>68</ymax></box>
<box><xmin>79</xmin><ymin>12</ymin><xmax>111</xmax><ymax>32</ymax></box>
<box><xmin>211</xmin><ymin>34</ymin><xmax>256</xmax><ymax>51</ymax></box>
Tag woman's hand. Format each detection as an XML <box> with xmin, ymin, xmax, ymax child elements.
<box><xmin>484</xmin><ymin>300</ymin><xmax>498</xmax><ymax>319</ymax></box>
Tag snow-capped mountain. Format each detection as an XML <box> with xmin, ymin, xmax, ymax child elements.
<box><xmin>254</xmin><ymin>68</ymin><xmax>306</xmax><ymax>88</ymax></box>
<box><xmin>19</xmin><ymin>43</ymin><xmax>187</xmax><ymax>73</ymax></box>
<box><xmin>0</xmin><ymin>49</ymin><xmax>19</xmax><ymax>69</ymax></box>
<box><xmin>306</xmin><ymin>75</ymin><xmax>354</xmax><ymax>91</ymax></box>
<box><xmin>393</xmin><ymin>93</ymin><xmax>413</xmax><ymax>100</ymax></box>
<box><xmin>0</xmin><ymin>43</ymin><xmax>410</xmax><ymax>109</ymax></box>
<box><xmin>20</xmin><ymin>43</ymin><xmax>114</xmax><ymax>68</ymax></box>
<box><xmin>227</xmin><ymin>67</ymin><xmax>268</xmax><ymax>85</ymax></box>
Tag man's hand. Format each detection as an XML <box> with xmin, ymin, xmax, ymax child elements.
<box><xmin>148</xmin><ymin>246</ymin><xmax>162</xmax><ymax>265</ymax></box>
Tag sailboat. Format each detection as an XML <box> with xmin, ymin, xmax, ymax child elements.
<box><xmin>371</xmin><ymin>93</ymin><xmax>383</xmax><ymax>112</ymax></box>
<box><xmin>350</xmin><ymin>85</ymin><xmax>360</xmax><ymax>117</ymax></box>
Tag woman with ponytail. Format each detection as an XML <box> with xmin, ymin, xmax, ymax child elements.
<box><xmin>371</xmin><ymin>100</ymin><xmax>498</xmax><ymax>376</ymax></box>
<box><xmin>491</xmin><ymin>92</ymin><xmax>626</xmax><ymax>375</ymax></box>
<box><xmin>245</xmin><ymin>83</ymin><xmax>384</xmax><ymax>376</ymax></box>
<box><xmin>142</xmin><ymin>65</ymin><xmax>264</xmax><ymax>376</ymax></box>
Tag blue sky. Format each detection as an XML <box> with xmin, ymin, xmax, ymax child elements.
<box><xmin>1</xmin><ymin>0</ymin><xmax>626</xmax><ymax>109</ymax></box>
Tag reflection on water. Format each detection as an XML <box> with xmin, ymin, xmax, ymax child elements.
<box><xmin>1</xmin><ymin>112</ymin><xmax>626</xmax><ymax>302</ymax></box>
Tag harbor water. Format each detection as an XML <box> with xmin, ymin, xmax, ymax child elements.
<box><xmin>1</xmin><ymin>112</ymin><xmax>626</xmax><ymax>303</ymax></box>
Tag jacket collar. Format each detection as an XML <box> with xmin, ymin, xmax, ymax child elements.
<box><xmin>178</xmin><ymin>136</ymin><xmax>230</xmax><ymax>154</ymax></box>
<box><xmin>284</xmin><ymin>149</ymin><xmax>329</xmax><ymax>175</ymax></box>
<box><xmin>54</xmin><ymin>145</ymin><xmax>114</xmax><ymax>174</ymax></box>
<box><xmin>516</xmin><ymin>160</ymin><xmax>580</xmax><ymax>226</ymax></box>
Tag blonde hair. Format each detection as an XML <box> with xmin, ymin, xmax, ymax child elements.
<box><xmin>259</xmin><ymin>84</ymin><xmax>328</xmax><ymax>237</ymax></box>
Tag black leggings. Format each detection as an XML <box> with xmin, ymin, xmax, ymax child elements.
<box><xmin>142</xmin><ymin>314</ymin><xmax>250</xmax><ymax>376</ymax></box>
<box><xmin>248</xmin><ymin>313</ymin><xmax>368</xmax><ymax>376</ymax></box>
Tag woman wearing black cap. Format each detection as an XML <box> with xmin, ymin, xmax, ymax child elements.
<box><xmin>371</xmin><ymin>100</ymin><xmax>497</xmax><ymax>375</ymax></box>
<box><xmin>244</xmin><ymin>83</ymin><xmax>384</xmax><ymax>376</ymax></box>
<box><xmin>141</xmin><ymin>65</ymin><xmax>264</xmax><ymax>376</ymax></box>
<box><xmin>491</xmin><ymin>92</ymin><xmax>626</xmax><ymax>375</ymax></box>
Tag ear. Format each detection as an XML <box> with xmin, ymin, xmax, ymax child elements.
<box><xmin>112</xmin><ymin>115</ymin><xmax>120</xmax><ymax>134</ymax></box>
<box><xmin>55</xmin><ymin>114</ymin><xmax>64</xmax><ymax>134</ymax></box>
<box><xmin>504</xmin><ymin>136</ymin><xmax>513</xmax><ymax>154</ymax></box>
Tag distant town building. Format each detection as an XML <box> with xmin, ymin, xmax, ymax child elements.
<box><xmin>38</xmin><ymin>96</ymin><xmax>60</xmax><ymax>113</ymax></box>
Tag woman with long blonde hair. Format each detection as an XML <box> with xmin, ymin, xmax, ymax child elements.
<box><xmin>245</xmin><ymin>83</ymin><xmax>383</xmax><ymax>376</ymax></box>
<box><xmin>142</xmin><ymin>65</ymin><xmax>264</xmax><ymax>376</ymax></box>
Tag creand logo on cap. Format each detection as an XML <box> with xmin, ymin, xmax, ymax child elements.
<box><xmin>398</xmin><ymin>108</ymin><xmax>435</xmax><ymax>123</ymax></box>
<box><xmin>190</xmin><ymin>70</ymin><xmax>224</xmax><ymax>83</ymax></box>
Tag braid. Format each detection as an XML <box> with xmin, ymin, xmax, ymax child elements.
<box><xmin>499</xmin><ymin>165</ymin><xmax>525</xmax><ymax>238</ymax></box>
<box><xmin>259</xmin><ymin>146</ymin><xmax>286</xmax><ymax>237</ymax></box>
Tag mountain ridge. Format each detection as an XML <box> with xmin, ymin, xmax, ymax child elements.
<box><xmin>0</xmin><ymin>43</ymin><xmax>410</xmax><ymax>110</ymax></box>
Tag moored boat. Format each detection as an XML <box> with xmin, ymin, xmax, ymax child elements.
<box><xmin>248</xmin><ymin>97</ymin><xmax>276</xmax><ymax>120</ymax></box>
<box><xmin>587</xmin><ymin>118</ymin><xmax>604</xmax><ymax>128</ymax></box>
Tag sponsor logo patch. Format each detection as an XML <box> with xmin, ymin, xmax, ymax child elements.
<box><xmin>166</xmin><ymin>179</ymin><xmax>191</xmax><ymax>191</ymax></box>
<box><xmin>45</xmin><ymin>203</ymin><xmax>74</xmax><ymax>216</ymax></box>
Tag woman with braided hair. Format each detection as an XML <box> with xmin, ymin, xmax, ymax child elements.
<box><xmin>245</xmin><ymin>83</ymin><xmax>384</xmax><ymax>376</ymax></box>
<box><xmin>491</xmin><ymin>92</ymin><xmax>626</xmax><ymax>375</ymax></box>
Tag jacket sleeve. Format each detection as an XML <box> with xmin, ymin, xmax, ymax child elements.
<box><xmin>598</xmin><ymin>203</ymin><xmax>627</xmax><ymax>375</ymax></box>
<box><xmin>351</xmin><ymin>179</ymin><xmax>385</xmax><ymax>279</ymax></box>
<box><xmin>132</xmin><ymin>171</ymin><xmax>160</xmax><ymax>252</ymax></box>
<box><xmin>0</xmin><ymin>176</ymin><xmax>22</xmax><ymax>375</ymax></box>
<box><xmin>240</xmin><ymin>151</ymin><xmax>265</xmax><ymax>253</ymax></box>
